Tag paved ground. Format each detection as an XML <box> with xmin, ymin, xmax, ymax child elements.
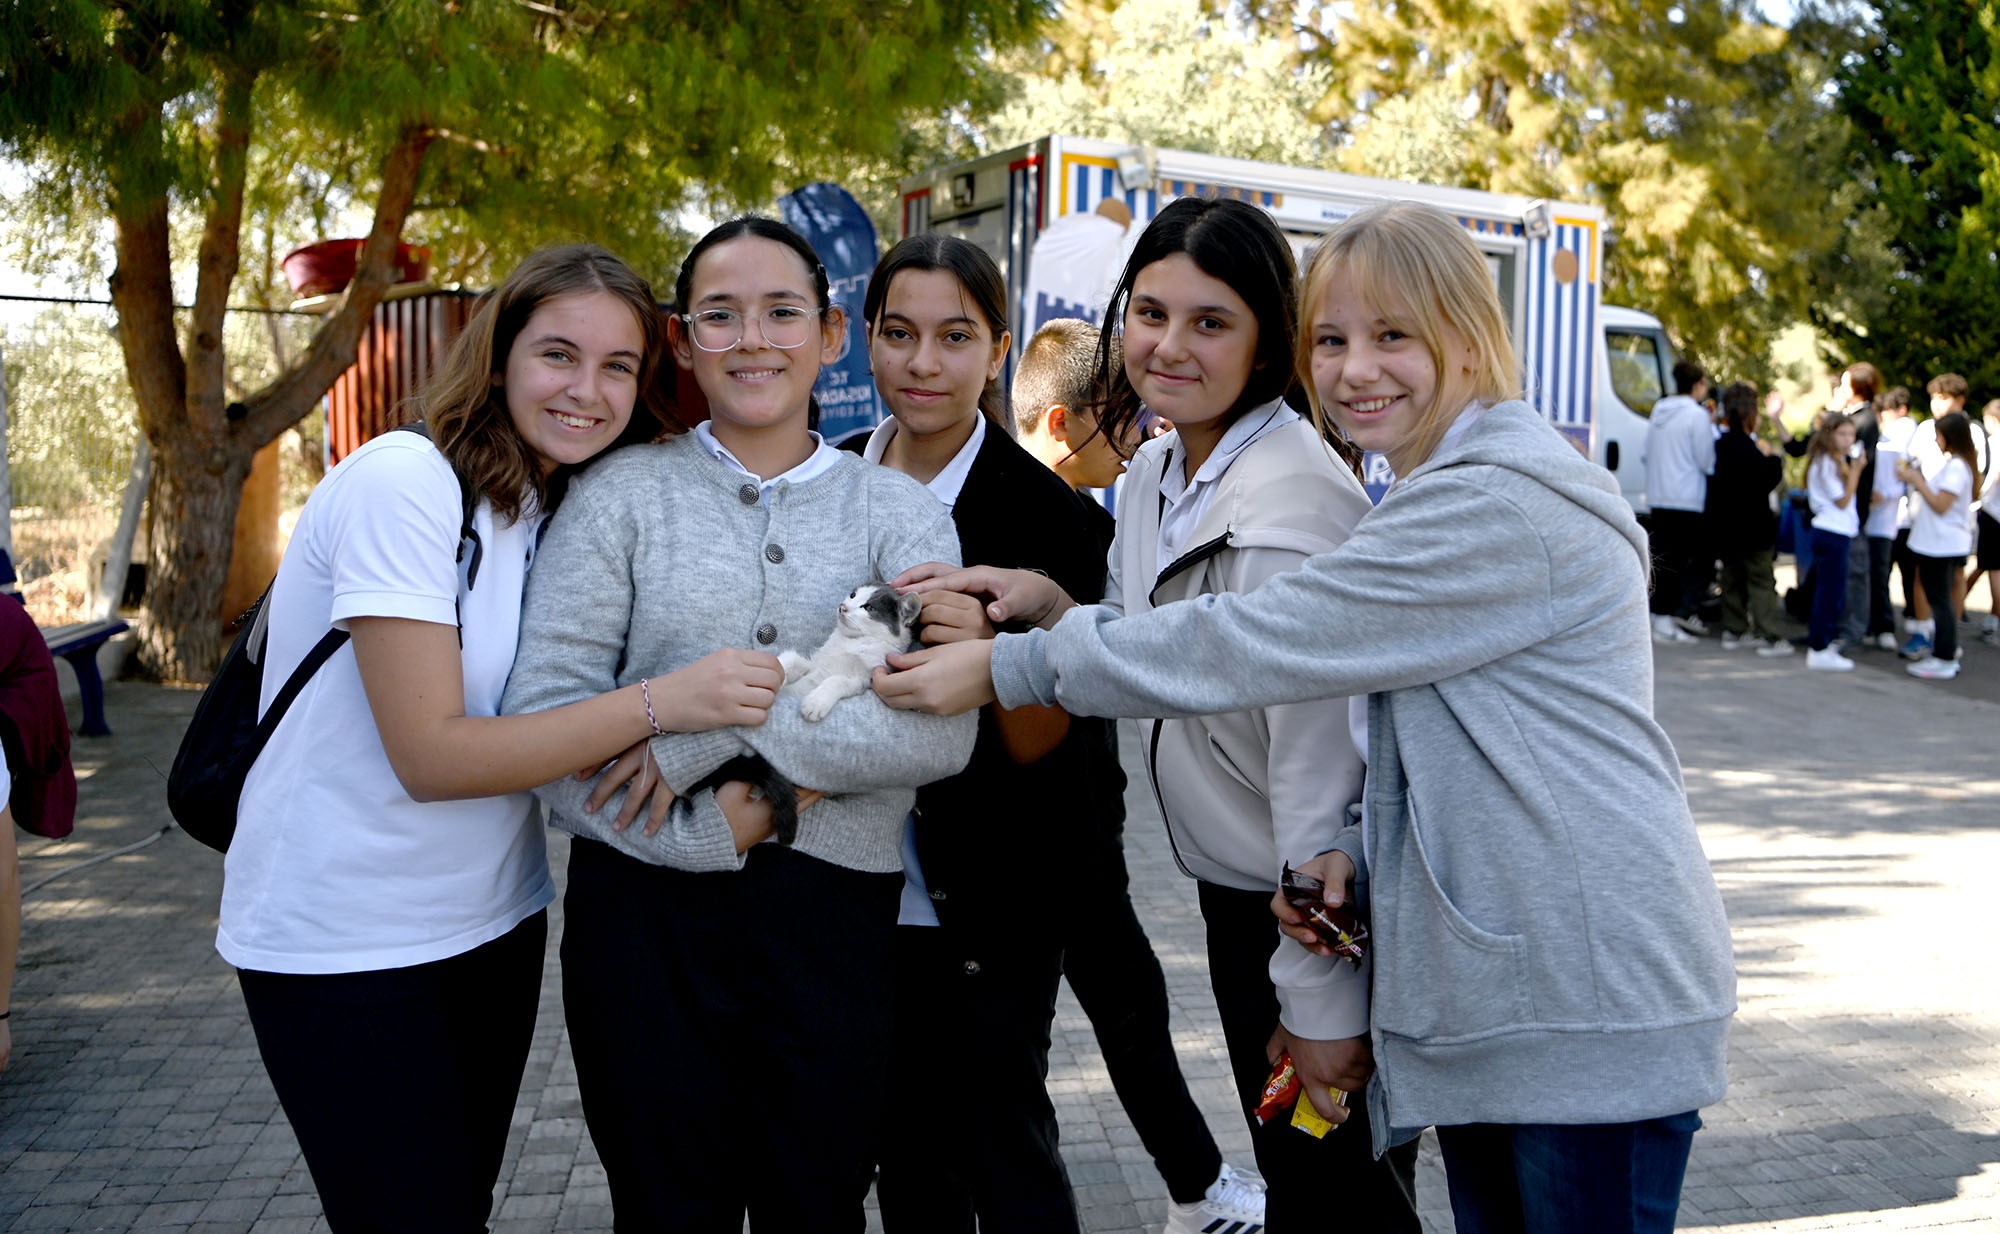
<box><xmin>3</xmin><ymin>631</ymin><xmax>1997</xmax><ymax>1232</ymax></box>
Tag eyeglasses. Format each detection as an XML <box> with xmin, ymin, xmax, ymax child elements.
<box><xmin>680</xmin><ymin>305</ymin><xmax>824</xmax><ymax>352</ymax></box>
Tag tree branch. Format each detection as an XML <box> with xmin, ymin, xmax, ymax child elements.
<box><xmin>187</xmin><ymin>66</ymin><xmax>255</xmax><ymax>433</ymax></box>
<box><xmin>238</xmin><ymin>124</ymin><xmax>433</xmax><ymax>449</ymax></box>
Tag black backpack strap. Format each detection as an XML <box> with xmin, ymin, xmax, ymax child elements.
<box><xmin>249</xmin><ymin>626</ymin><xmax>351</xmax><ymax>759</ymax></box>
<box><xmin>391</xmin><ymin>420</ymin><xmax>483</xmax><ymax>644</ymax></box>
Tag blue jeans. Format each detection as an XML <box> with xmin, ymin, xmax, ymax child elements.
<box><xmin>1808</xmin><ymin>528</ymin><xmax>1852</xmax><ymax>650</ymax></box>
<box><xmin>1436</xmin><ymin>1110</ymin><xmax>1701</xmax><ymax>1234</ymax></box>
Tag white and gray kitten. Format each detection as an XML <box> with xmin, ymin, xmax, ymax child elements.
<box><xmin>688</xmin><ymin>582</ymin><xmax>921</xmax><ymax>846</ymax></box>
<box><xmin>779</xmin><ymin>581</ymin><xmax>924</xmax><ymax>721</ymax></box>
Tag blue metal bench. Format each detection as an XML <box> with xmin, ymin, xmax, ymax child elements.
<box><xmin>41</xmin><ymin>618</ymin><xmax>130</xmax><ymax>737</ymax></box>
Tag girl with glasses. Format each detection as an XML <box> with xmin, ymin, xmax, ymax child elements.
<box><xmin>501</xmin><ymin>216</ymin><xmax>974</xmax><ymax>1232</ymax></box>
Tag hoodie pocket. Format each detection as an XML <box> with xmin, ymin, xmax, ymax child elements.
<box><xmin>1371</xmin><ymin>793</ymin><xmax>1534</xmax><ymax>1043</ymax></box>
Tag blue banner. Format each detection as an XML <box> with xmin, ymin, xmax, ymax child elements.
<box><xmin>779</xmin><ymin>183</ymin><xmax>884</xmax><ymax>444</ymax></box>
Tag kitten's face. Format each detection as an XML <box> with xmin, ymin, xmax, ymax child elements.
<box><xmin>840</xmin><ymin>582</ymin><xmax>921</xmax><ymax>643</ymax></box>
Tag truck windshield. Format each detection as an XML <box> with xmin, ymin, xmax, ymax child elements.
<box><xmin>1607</xmin><ymin>329</ymin><xmax>1668</xmax><ymax>416</ymax></box>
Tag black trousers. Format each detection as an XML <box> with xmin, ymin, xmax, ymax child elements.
<box><xmin>237</xmin><ymin>910</ymin><xmax>547</xmax><ymax>1234</ymax></box>
<box><xmin>1647</xmin><ymin>509</ymin><xmax>1706</xmax><ymax>618</ymax></box>
<box><xmin>1061</xmin><ymin>825</ymin><xmax>1225</xmax><ymax>1203</ymax></box>
<box><xmin>561</xmin><ymin>838</ymin><xmax>900</xmax><ymax>1233</ymax></box>
<box><xmin>1198</xmin><ymin>881</ymin><xmax>1421</xmax><ymax>1233</ymax></box>
<box><xmin>1911</xmin><ymin>551</ymin><xmax>1965</xmax><ymax>661</ymax></box>
<box><xmin>876</xmin><ymin>925</ymin><xmax>1079</xmax><ymax>1234</ymax></box>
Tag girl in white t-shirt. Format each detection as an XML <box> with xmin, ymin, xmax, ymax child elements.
<box><xmin>220</xmin><ymin>245</ymin><xmax>787</xmax><ymax>1232</ymax></box>
<box><xmin>1896</xmin><ymin>411</ymin><xmax>1983</xmax><ymax>680</ymax></box>
<box><xmin>1804</xmin><ymin>413</ymin><xmax>1865</xmax><ymax>669</ymax></box>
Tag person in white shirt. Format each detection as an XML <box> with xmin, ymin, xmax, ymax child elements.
<box><xmin>1858</xmin><ymin>386</ymin><xmax>1917</xmax><ymax>649</ymax></box>
<box><xmin>1898</xmin><ymin>374</ymin><xmax>1988</xmax><ymax>657</ymax></box>
<box><xmin>1969</xmin><ymin>399</ymin><xmax>2000</xmax><ymax>645</ymax></box>
<box><xmin>220</xmin><ymin>246</ymin><xmax>786</xmax><ymax>1233</ymax></box>
<box><xmin>1804</xmin><ymin>413</ymin><xmax>1866</xmax><ymax>670</ymax></box>
<box><xmin>1897</xmin><ymin>411</ymin><xmax>1984</xmax><ymax>679</ymax></box>
<box><xmin>1645</xmin><ymin>360</ymin><xmax>1716</xmax><ymax>642</ymax></box>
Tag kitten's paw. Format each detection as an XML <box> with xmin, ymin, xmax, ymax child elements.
<box><xmin>799</xmin><ymin>693</ymin><xmax>836</xmax><ymax>722</ymax></box>
<box><xmin>777</xmin><ymin>650</ymin><xmax>808</xmax><ymax>684</ymax></box>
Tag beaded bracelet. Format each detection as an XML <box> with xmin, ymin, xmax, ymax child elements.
<box><xmin>639</xmin><ymin>678</ymin><xmax>665</xmax><ymax>736</ymax></box>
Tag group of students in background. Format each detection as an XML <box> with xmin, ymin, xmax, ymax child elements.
<box><xmin>214</xmin><ymin>197</ymin><xmax>1734</xmax><ymax>1234</ymax></box>
<box><xmin>1646</xmin><ymin>357</ymin><xmax>1994</xmax><ymax>681</ymax></box>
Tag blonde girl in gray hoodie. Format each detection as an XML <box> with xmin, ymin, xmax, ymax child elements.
<box><xmin>880</xmin><ymin>201</ymin><xmax>1735</xmax><ymax>1234</ymax></box>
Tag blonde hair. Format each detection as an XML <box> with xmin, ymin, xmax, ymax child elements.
<box><xmin>1296</xmin><ymin>202</ymin><xmax>1519</xmax><ymax>469</ymax></box>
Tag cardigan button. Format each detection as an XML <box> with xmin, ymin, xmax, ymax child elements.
<box><xmin>962</xmin><ymin>960</ymin><xmax>982</xmax><ymax>976</ymax></box>
<box><xmin>737</xmin><ymin>482</ymin><xmax>759</xmax><ymax>505</ymax></box>
<box><xmin>755</xmin><ymin>623</ymin><xmax>778</xmax><ymax>645</ymax></box>
<box><xmin>765</xmin><ymin>543</ymin><xmax>785</xmax><ymax>564</ymax></box>
<box><xmin>928</xmin><ymin>888</ymin><xmax>947</xmax><ymax>901</ymax></box>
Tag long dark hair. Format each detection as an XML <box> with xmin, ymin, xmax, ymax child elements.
<box><xmin>862</xmin><ymin>233</ymin><xmax>1012</xmax><ymax>428</ymax></box>
<box><xmin>420</xmin><ymin>243</ymin><xmax>672</xmax><ymax>524</ymax></box>
<box><xmin>1095</xmin><ymin>197</ymin><xmax>1300</xmax><ymax>451</ymax></box>
<box><xmin>1935</xmin><ymin>411</ymin><xmax>1984</xmax><ymax>488</ymax></box>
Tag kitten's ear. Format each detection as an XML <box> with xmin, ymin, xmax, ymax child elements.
<box><xmin>897</xmin><ymin>591</ymin><xmax>923</xmax><ymax>628</ymax></box>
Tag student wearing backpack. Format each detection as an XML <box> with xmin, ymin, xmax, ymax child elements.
<box><xmin>216</xmin><ymin>245</ymin><xmax>787</xmax><ymax>1234</ymax></box>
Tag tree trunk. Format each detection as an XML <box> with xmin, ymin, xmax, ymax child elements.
<box><xmin>141</xmin><ymin>439</ymin><xmax>250</xmax><ymax>683</ymax></box>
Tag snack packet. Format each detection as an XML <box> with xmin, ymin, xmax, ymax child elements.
<box><xmin>1282</xmin><ymin>862</ymin><xmax>1370</xmax><ymax>969</ymax></box>
<box><xmin>1254</xmin><ymin>1052</ymin><xmax>1301</xmax><ymax>1127</ymax></box>
<box><xmin>1256</xmin><ymin>1050</ymin><xmax>1347</xmax><ymax>1137</ymax></box>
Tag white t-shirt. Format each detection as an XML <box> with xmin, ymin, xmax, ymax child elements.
<box><xmin>1867</xmin><ymin>416</ymin><xmax>1917</xmax><ymax>539</ymax></box>
<box><xmin>217</xmin><ymin>433</ymin><xmax>555</xmax><ymax>974</ymax></box>
<box><xmin>1808</xmin><ymin>454</ymin><xmax>1859</xmax><ymax>538</ymax></box>
<box><xmin>1908</xmin><ymin>456</ymin><xmax>1976</xmax><ymax>558</ymax></box>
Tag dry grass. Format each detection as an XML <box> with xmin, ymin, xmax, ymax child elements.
<box><xmin>10</xmin><ymin>512</ymin><xmax>115</xmax><ymax>629</ymax></box>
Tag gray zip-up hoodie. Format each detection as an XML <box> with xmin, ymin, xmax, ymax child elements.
<box><xmin>991</xmin><ymin>400</ymin><xmax>1735</xmax><ymax>1148</ymax></box>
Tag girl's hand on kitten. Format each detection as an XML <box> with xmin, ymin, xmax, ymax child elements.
<box><xmin>583</xmin><ymin>739</ymin><xmax>678</xmax><ymax>835</ymax></box>
<box><xmin>918</xmin><ymin>589</ymin><xmax>996</xmax><ymax>644</ymax></box>
<box><xmin>893</xmin><ymin>563</ymin><xmax>1076</xmax><ymax>630</ymax></box>
<box><xmin>873</xmin><ymin>641</ymin><xmax>998</xmax><ymax>716</ymax></box>
<box><xmin>654</xmin><ymin>648</ymin><xmax>785</xmax><ymax>731</ymax></box>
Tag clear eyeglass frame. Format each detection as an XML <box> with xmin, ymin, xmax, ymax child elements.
<box><xmin>680</xmin><ymin>305</ymin><xmax>825</xmax><ymax>352</ymax></box>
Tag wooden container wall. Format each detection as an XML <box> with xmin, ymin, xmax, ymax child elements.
<box><xmin>326</xmin><ymin>292</ymin><xmax>481</xmax><ymax>463</ymax></box>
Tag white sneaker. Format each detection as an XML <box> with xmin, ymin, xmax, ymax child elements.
<box><xmin>1719</xmin><ymin>632</ymin><xmax>1746</xmax><ymax>650</ymax></box>
<box><xmin>1806</xmin><ymin>647</ymin><xmax>1855</xmax><ymax>671</ymax></box>
<box><xmin>1652</xmin><ymin>616</ymin><xmax>1695</xmax><ymax>644</ymax></box>
<box><xmin>1163</xmin><ymin>1162</ymin><xmax>1267</xmax><ymax>1234</ymax></box>
<box><xmin>1675</xmin><ymin>614</ymin><xmax>1710</xmax><ymax>636</ymax></box>
<box><xmin>1908</xmin><ymin>656</ymin><xmax>1961</xmax><ymax>680</ymax></box>
<box><xmin>1874</xmin><ymin>632</ymin><xmax>1900</xmax><ymax>651</ymax></box>
<box><xmin>1755</xmin><ymin>638</ymin><xmax>1797</xmax><ymax>657</ymax></box>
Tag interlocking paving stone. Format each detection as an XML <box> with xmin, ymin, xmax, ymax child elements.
<box><xmin>6</xmin><ymin>649</ymin><xmax>1999</xmax><ymax>1232</ymax></box>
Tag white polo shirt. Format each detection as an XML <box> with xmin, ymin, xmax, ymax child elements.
<box><xmin>219</xmin><ymin>432</ymin><xmax>555</xmax><ymax>974</ymax></box>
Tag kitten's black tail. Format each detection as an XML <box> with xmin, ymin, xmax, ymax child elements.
<box><xmin>691</xmin><ymin>754</ymin><xmax>800</xmax><ymax>846</ymax></box>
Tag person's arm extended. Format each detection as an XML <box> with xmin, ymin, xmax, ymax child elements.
<box><xmin>994</xmin><ymin>472</ymin><xmax>1561</xmax><ymax>718</ymax></box>
<box><xmin>354</xmin><ymin>620</ymin><xmax>778</xmax><ymax>803</ymax></box>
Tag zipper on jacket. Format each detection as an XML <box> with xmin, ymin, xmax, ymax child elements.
<box><xmin>1148</xmin><ymin>531</ymin><xmax>1233</xmax><ymax>607</ymax></box>
<box><xmin>1147</xmin><ymin>716</ymin><xmax>1198</xmax><ymax>880</ymax></box>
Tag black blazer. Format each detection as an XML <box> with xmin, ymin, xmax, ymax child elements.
<box><xmin>847</xmin><ymin>423</ymin><xmax>1126</xmax><ymax>957</ymax></box>
<box><xmin>1705</xmin><ymin>430</ymin><xmax>1784</xmax><ymax>558</ymax></box>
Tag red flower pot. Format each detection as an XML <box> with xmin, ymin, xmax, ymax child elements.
<box><xmin>281</xmin><ymin>239</ymin><xmax>432</xmax><ymax>299</ymax></box>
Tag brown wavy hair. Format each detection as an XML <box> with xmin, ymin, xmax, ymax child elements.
<box><xmin>416</xmin><ymin>243</ymin><xmax>675</xmax><ymax>525</ymax></box>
